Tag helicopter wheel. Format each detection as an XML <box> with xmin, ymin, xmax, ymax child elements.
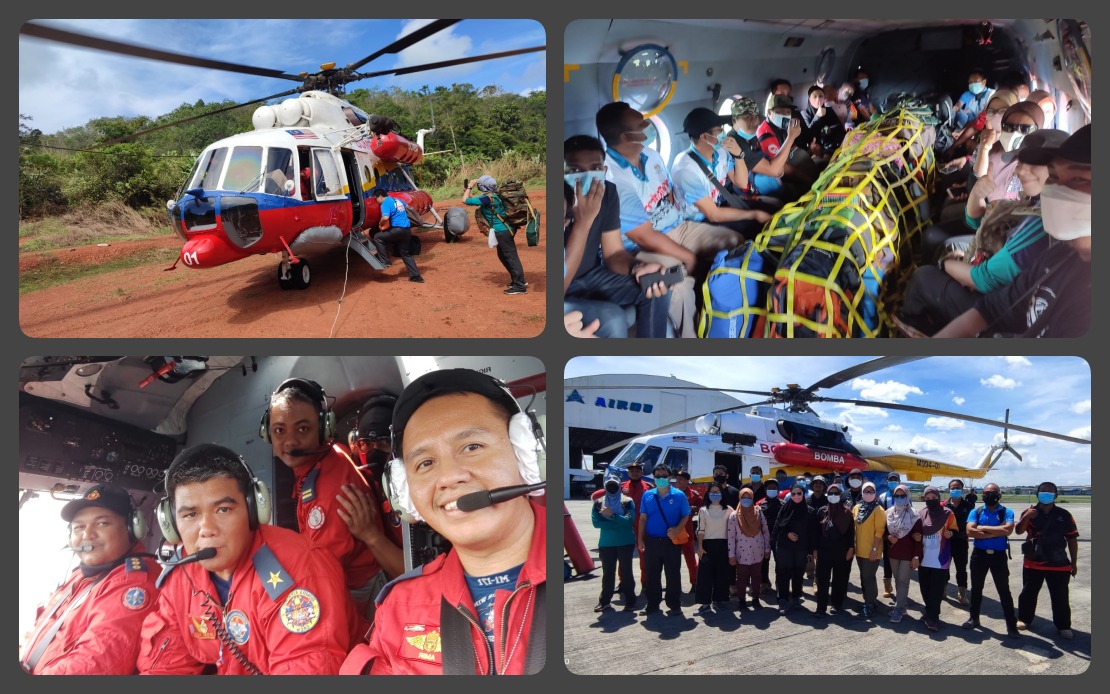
<box><xmin>277</xmin><ymin>262</ymin><xmax>294</xmax><ymax>290</ymax></box>
<box><xmin>290</xmin><ymin>259</ymin><xmax>311</xmax><ymax>289</ymax></box>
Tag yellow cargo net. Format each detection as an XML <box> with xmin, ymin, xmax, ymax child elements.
<box><xmin>724</xmin><ymin>109</ymin><xmax>936</xmax><ymax>338</ymax></box>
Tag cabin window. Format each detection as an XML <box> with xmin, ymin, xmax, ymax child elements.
<box><xmin>663</xmin><ymin>448</ymin><xmax>690</xmax><ymax>474</ymax></box>
<box><xmin>223</xmin><ymin>146</ymin><xmax>264</xmax><ymax>192</ymax></box>
<box><xmin>264</xmin><ymin>148</ymin><xmax>295</xmax><ymax>195</ymax></box>
<box><xmin>342</xmin><ymin>105</ymin><xmax>368</xmax><ymax>127</ymax></box>
<box><xmin>190</xmin><ymin>148</ymin><xmax>227</xmax><ymax>190</ymax></box>
<box><xmin>647</xmin><ymin>115</ymin><xmax>671</xmax><ymax>165</ymax></box>
<box><xmin>311</xmin><ymin>150</ymin><xmax>343</xmax><ymax>198</ymax></box>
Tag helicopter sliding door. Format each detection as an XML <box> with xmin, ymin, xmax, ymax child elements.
<box><xmin>339</xmin><ymin>149</ymin><xmax>365</xmax><ymax>231</ymax></box>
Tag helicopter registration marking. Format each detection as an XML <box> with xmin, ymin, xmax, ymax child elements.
<box><xmin>183</xmin><ymin>251</ymin><xmax>199</xmax><ymax>266</ymax></box>
<box><xmin>916</xmin><ymin>459</ymin><xmax>940</xmax><ymax>469</ymax></box>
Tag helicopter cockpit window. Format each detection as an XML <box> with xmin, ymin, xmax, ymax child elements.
<box><xmin>662</xmin><ymin>448</ymin><xmax>690</xmax><ymax>475</ymax></box>
<box><xmin>342</xmin><ymin>106</ymin><xmax>368</xmax><ymax>127</ymax></box>
<box><xmin>190</xmin><ymin>148</ymin><xmax>228</xmax><ymax>190</ymax></box>
<box><xmin>311</xmin><ymin>150</ymin><xmax>342</xmax><ymax>198</ymax></box>
<box><xmin>612</xmin><ymin>443</ymin><xmax>646</xmax><ymax>469</ymax></box>
<box><xmin>264</xmin><ymin>148</ymin><xmax>295</xmax><ymax>195</ymax></box>
<box><xmin>224</xmin><ymin>147</ymin><xmax>264</xmax><ymax>192</ymax></box>
<box><xmin>639</xmin><ymin>446</ymin><xmax>663</xmax><ymax>470</ymax></box>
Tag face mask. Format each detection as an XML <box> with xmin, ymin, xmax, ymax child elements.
<box><xmin>858</xmin><ymin>79</ymin><xmax>869</xmax><ymax>90</ymax></box>
<box><xmin>826</xmin><ymin>494</ymin><xmax>841</xmax><ymax>504</ymax></box>
<box><xmin>564</xmin><ymin>170</ymin><xmax>605</xmax><ymax>195</ymax></box>
<box><xmin>655</xmin><ymin>477</ymin><xmax>669</xmax><ymax>489</ymax></box>
<box><xmin>849</xmin><ymin>478</ymin><xmax>863</xmax><ymax>489</ymax></box>
<box><xmin>894</xmin><ymin>496</ymin><xmax>909</xmax><ymax>507</ymax></box>
<box><xmin>969</xmin><ymin>82</ymin><xmax>985</xmax><ymax>95</ymax></box>
<box><xmin>925</xmin><ymin>498</ymin><xmax>941</xmax><ymax>510</ymax></box>
<box><xmin>888</xmin><ymin>479</ymin><xmax>899</xmax><ymax>487</ymax></box>
<box><xmin>709</xmin><ymin>493</ymin><xmax>723</xmax><ymax>504</ymax></box>
<box><xmin>766</xmin><ymin>489</ymin><xmax>778</xmax><ymax>499</ymax></box>
<box><xmin>623</xmin><ymin>128</ymin><xmax>648</xmax><ymax>145</ymax></box>
<box><xmin>949</xmin><ymin>489</ymin><xmax>963</xmax><ymax>499</ymax></box>
<box><xmin>772</xmin><ymin>114</ymin><xmax>791</xmax><ymax>130</ymax></box>
<box><xmin>998</xmin><ymin>130</ymin><xmax>1025</xmax><ymax>152</ymax></box>
<box><xmin>740</xmin><ymin>498</ymin><xmax>754</xmax><ymax>508</ymax></box>
<box><xmin>983</xmin><ymin>492</ymin><xmax>1001</xmax><ymax>506</ymax></box>
<box><xmin>1037</xmin><ymin>492</ymin><xmax>1056</xmax><ymax>505</ymax></box>
<box><xmin>714</xmin><ymin>475</ymin><xmax>727</xmax><ymax>484</ymax></box>
<box><xmin>605</xmin><ymin>483</ymin><xmax>620</xmax><ymax>495</ymax></box>
<box><xmin>750</xmin><ymin>473</ymin><xmax>761</xmax><ymax>482</ymax></box>
<box><xmin>797</xmin><ymin>479</ymin><xmax>807</xmax><ymax>488</ymax></box>
<box><xmin>1039</xmin><ymin>183</ymin><xmax>1091</xmax><ymax>240</ymax></box>
<box><xmin>716</xmin><ymin>130</ymin><xmax>728</xmax><ymax>146</ymax></box>
<box><xmin>862</xmin><ymin>491</ymin><xmax>876</xmax><ymax>502</ymax></box>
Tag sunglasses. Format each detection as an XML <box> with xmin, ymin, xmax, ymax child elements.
<box><xmin>1002</xmin><ymin>122</ymin><xmax>1038</xmax><ymax>135</ymax></box>
<box><xmin>791</xmin><ymin>491</ymin><xmax>804</xmax><ymax>497</ymax></box>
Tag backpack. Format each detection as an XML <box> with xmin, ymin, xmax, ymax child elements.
<box><xmin>473</xmin><ymin>180</ymin><xmax>541</xmax><ymax>246</ymax></box>
<box><xmin>698</xmin><ymin>241</ymin><xmax>776</xmax><ymax>338</ymax></box>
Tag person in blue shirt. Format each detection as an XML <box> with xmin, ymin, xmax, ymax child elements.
<box><xmin>962</xmin><ymin>482</ymin><xmax>1019</xmax><ymax>637</ymax></box>
<box><xmin>954</xmin><ymin>70</ymin><xmax>992</xmax><ymax>130</ymax></box>
<box><xmin>637</xmin><ymin>464</ymin><xmax>691</xmax><ymax>616</ymax></box>
<box><xmin>370</xmin><ymin>188</ymin><xmax>423</xmax><ymax>283</ymax></box>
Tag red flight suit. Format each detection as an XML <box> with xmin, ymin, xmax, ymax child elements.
<box><xmin>681</xmin><ymin>486</ymin><xmax>703</xmax><ymax>587</ymax></box>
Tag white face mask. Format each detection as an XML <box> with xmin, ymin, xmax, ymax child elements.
<box><xmin>772</xmin><ymin>114</ymin><xmax>792</xmax><ymax>130</ymax></box>
<box><xmin>1039</xmin><ymin>183</ymin><xmax>1091</xmax><ymax>240</ymax></box>
<box><xmin>998</xmin><ymin>131</ymin><xmax>1025</xmax><ymax>152</ymax></box>
<box><xmin>986</xmin><ymin>114</ymin><xmax>1004</xmax><ymax>133</ymax></box>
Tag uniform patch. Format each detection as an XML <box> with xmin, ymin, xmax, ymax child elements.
<box><xmin>307</xmin><ymin>505</ymin><xmax>325</xmax><ymax>530</ymax></box>
<box><xmin>399</xmin><ymin>628</ymin><xmax>442</xmax><ymax>663</ymax></box>
<box><xmin>189</xmin><ymin>614</ymin><xmax>216</xmax><ymax>639</ymax></box>
<box><xmin>122</xmin><ymin>586</ymin><xmax>147</xmax><ymax>610</ymax></box>
<box><xmin>225</xmin><ymin>610</ymin><xmax>250</xmax><ymax>645</ymax></box>
<box><xmin>279</xmin><ymin>589</ymin><xmax>320</xmax><ymax>633</ymax></box>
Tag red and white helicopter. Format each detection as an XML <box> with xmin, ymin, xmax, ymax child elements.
<box><xmin>20</xmin><ymin>20</ymin><xmax>544</xmax><ymax>289</ymax></box>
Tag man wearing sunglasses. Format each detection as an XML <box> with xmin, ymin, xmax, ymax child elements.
<box><xmin>963</xmin><ymin>483</ymin><xmax>1019</xmax><ymax>638</ymax></box>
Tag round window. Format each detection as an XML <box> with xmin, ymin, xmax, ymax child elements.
<box><xmin>613</xmin><ymin>44</ymin><xmax>678</xmax><ymax>118</ymax></box>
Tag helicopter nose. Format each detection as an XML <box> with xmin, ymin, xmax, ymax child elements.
<box><xmin>181</xmin><ymin>236</ymin><xmax>221</xmax><ymax>268</ymax></box>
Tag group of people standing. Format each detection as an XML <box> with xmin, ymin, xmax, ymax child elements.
<box><xmin>591</xmin><ymin>465</ymin><xmax>1080</xmax><ymax>642</ymax></box>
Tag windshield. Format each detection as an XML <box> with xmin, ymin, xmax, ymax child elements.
<box><xmin>612</xmin><ymin>443</ymin><xmax>646</xmax><ymax>468</ymax></box>
<box><xmin>188</xmin><ymin>147</ymin><xmax>227</xmax><ymax>190</ymax></box>
<box><xmin>224</xmin><ymin>146</ymin><xmax>264</xmax><ymax>192</ymax></box>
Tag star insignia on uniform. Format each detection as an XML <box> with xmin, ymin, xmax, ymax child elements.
<box><xmin>267</xmin><ymin>571</ymin><xmax>285</xmax><ymax>589</ymax></box>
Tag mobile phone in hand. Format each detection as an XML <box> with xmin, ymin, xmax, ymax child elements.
<box><xmin>463</xmin><ymin>178</ymin><xmax>469</xmax><ymax>190</ymax></box>
<box><xmin>638</xmin><ymin>264</ymin><xmax>685</xmax><ymax>293</ymax></box>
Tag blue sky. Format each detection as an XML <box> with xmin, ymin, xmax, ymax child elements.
<box><xmin>19</xmin><ymin>19</ymin><xmax>546</xmax><ymax>134</ymax></box>
<box><xmin>565</xmin><ymin>356</ymin><xmax>1091</xmax><ymax>486</ymax></box>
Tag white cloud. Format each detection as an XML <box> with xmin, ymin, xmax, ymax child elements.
<box><xmin>925</xmin><ymin>417</ymin><xmax>966</xmax><ymax>431</ymax></box>
<box><xmin>392</xmin><ymin>20</ymin><xmax>477</xmax><ymax>85</ymax></box>
<box><xmin>1067</xmin><ymin>426</ymin><xmax>1092</xmax><ymax>440</ymax></box>
<box><xmin>905</xmin><ymin>435</ymin><xmax>944</xmax><ymax>454</ymax></box>
<box><xmin>884</xmin><ymin>424</ymin><xmax>903</xmax><ymax>432</ymax></box>
<box><xmin>1004</xmin><ymin>356</ymin><xmax>1032</xmax><ymax>368</ymax></box>
<box><xmin>1070</xmin><ymin>399</ymin><xmax>1091</xmax><ymax>414</ymax></box>
<box><xmin>850</xmin><ymin>378</ymin><xmax>923</xmax><ymax>402</ymax></box>
<box><xmin>980</xmin><ymin>375</ymin><xmax>1019</xmax><ymax>389</ymax></box>
<box><xmin>952</xmin><ymin>396</ymin><xmax>965</xmax><ymax>406</ymax></box>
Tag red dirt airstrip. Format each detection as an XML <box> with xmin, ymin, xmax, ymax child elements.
<box><xmin>19</xmin><ymin>192</ymin><xmax>547</xmax><ymax>338</ymax></box>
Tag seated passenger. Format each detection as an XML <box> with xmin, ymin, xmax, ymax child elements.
<box><xmin>899</xmin><ymin>129</ymin><xmax>1067</xmax><ymax>334</ymax></box>
<box><xmin>671</xmin><ymin>107</ymin><xmax>771</xmax><ymax>239</ymax></box>
<box><xmin>998</xmin><ymin>69</ymin><xmax>1031</xmax><ymax>102</ymax></box>
<box><xmin>727</xmin><ymin>95</ymin><xmax>800</xmax><ymax>204</ymax></box>
<box><xmin>1027</xmin><ymin>90</ymin><xmax>1057</xmax><ymax>129</ymax></box>
<box><xmin>562</xmin><ymin>135</ymin><xmax>672</xmax><ymax>338</ymax></box>
<box><xmin>596</xmin><ymin>101</ymin><xmax>743</xmax><ymax>337</ymax></box>
<box><xmin>801</xmin><ymin>85</ymin><xmax>846</xmax><ymax>158</ymax></box>
<box><xmin>830</xmin><ymin>83</ymin><xmax>861</xmax><ymax>130</ymax></box>
<box><xmin>851</xmin><ymin>69</ymin><xmax>876</xmax><ymax>121</ymax></box>
<box><xmin>945</xmin><ymin>89</ymin><xmax>1019</xmax><ymax>166</ymax></box>
<box><xmin>953</xmin><ymin>69</ymin><xmax>993</xmax><ymax>130</ymax></box>
<box><xmin>933</xmin><ymin>125</ymin><xmax>1090</xmax><ymax>338</ymax></box>
<box><xmin>756</xmin><ymin>95</ymin><xmax>819</xmax><ymax>192</ymax></box>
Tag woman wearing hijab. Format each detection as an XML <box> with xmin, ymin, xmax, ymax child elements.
<box><xmin>852</xmin><ymin>480</ymin><xmax>887</xmax><ymax>619</ymax></box>
<box><xmin>916</xmin><ymin>486</ymin><xmax>958</xmax><ymax>631</ymax></box>
<box><xmin>772</xmin><ymin>484</ymin><xmax>818</xmax><ymax>614</ymax></box>
<box><xmin>591</xmin><ymin>474</ymin><xmax>638</xmax><ymax>612</ymax></box>
<box><xmin>728</xmin><ymin>486</ymin><xmax>771</xmax><ymax>610</ymax></box>
<box><xmin>814</xmin><ymin>482</ymin><xmax>855</xmax><ymax>616</ymax></box>
<box><xmin>695</xmin><ymin>483</ymin><xmax>734</xmax><ymax>612</ymax></box>
<box><xmin>884</xmin><ymin>484</ymin><xmax>923</xmax><ymax>623</ymax></box>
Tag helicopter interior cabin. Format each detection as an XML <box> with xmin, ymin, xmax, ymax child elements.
<box><xmin>563</xmin><ymin>19</ymin><xmax>1092</xmax><ymax>337</ymax></box>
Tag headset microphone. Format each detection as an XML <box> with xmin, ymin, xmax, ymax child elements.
<box><xmin>155</xmin><ymin>547</ymin><xmax>217</xmax><ymax>589</ymax></box>
<box><xmin>450</xmin><ymin>482</ymin><xmax>547</xmax><ymax>512</ymax></box>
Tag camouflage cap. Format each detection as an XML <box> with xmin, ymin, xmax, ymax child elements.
<box><xmin>730</xmin><ymin>96</ymin><xmax>760</xmax><ymax>118</ymax></box>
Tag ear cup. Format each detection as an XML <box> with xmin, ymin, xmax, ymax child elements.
<box><xmin>386</xmin><ymin>457</ymin><xmax>421</xmax><ymax>522</ymax></box>
<box><xmin>323</xmin><ymin>410</ymin><xmax>337</xmax><ymax>443</ymax></box>
<box><xmin>508</xmin><ymin>412</ymin><xmax>544</xmax><ymax>491</ymax></box>
<box><xmin>131</xmin><ymin>508</ymin><xmax>149</xmax><ymax>542</ymax></box>
<box><xmin>156</xmin><ymin>497</ymin><xmax>180</xmax><ymax>544</ymax></box>
<box><xmin>259</xmin><ymin>409</ymin><xmax>272</xmax><ymax>443</ymax></box>
<box><xmin>251</xmin><ymin>478</ymin><xmax>272</xmax><ymax>528</ymax></box>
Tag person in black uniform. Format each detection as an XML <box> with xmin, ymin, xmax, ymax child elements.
<box><xmin>946</xmin><ymin>478</ymin><xmax>977</xmax><ymax>605</ymax></box>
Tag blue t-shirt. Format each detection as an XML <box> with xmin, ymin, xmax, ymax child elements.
<box><xmin>463</xmin><ymin>564</ymin><xmax>523</xmax><ymax>653</ymax></box>
<box><xmin>639</xmin><ymin>488</ymin><xmax>691</xmax><ymax>538</ymax></box>
<box><xmin>380</xmin><ymin>196</ymin><xmax>411</xmax><ymax>229</ymax></box>
<box><xmin>210</xmin><ymin>572</ymin><xmax>233</xmax><ymax>605</ymax></box>
<box><xmin>968</xmin><ymin>504</ymin><xmax>1014</xmax><ymax>551</ymax></box>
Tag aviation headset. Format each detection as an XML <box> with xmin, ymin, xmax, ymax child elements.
<box><xmin>63</xmin><ymin>485</ymin><xmax>149</xmax><ymax>544</ymax></box>
<box><xmin>258</xmin><ymin>377</ymin><xmax>337</xmax><ymax>445</ymax></box>
<box><xmin>349</xmin><ymin>393</ymin><xmax>399</xmax><ymax>443</ymax></box>
<box><xmin>386</xmin><ymin>369</ymin><xmax>546</xmax><ymax>522</ymax></box>
<box><xmin>156</xmin><ymin>443</ymin><xmax>272</xmax><ymax>545</ymax></box>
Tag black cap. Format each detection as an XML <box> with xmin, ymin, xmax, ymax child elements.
<box><xmin>61</xmin><ymin>484</ymin><xmax>133</xmax><ymax>523</ymax></box>
<box><xmin>677</xmin><ymin>470</ymin><xmax>692</xmax><ymax>480</ymax></box>
<box><xmin>1017</xmin><ymin>124</ymin><xmax>1091</xmax><ymax>166</ymax></box>
<box><xmin>354</xmin><ymin>395</ymin><xmax>397</xmax><ymax>441</ymax></box>
<box><xmin>627</xmin><ymin>461</ymin><xmax>644</xmax><ymax>469</ymax></box>
<box><xmin>682</xmin><ymin>107</ymin><xmax>731</xmax><ymax>137</ymax></box>
<box><xmin>392</xmin><ymin>368</ymin><xmax>519</xmax><ymax>456</ymax></box>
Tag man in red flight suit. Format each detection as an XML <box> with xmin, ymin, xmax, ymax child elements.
<box><xmin>262</xmin><ymin>378</ymin><xmax>403</xmax><ymax>633</ymax></box>
<box><xmin>137</xmin><ymin>443</ymin><xmax>352</xmax><ymax>675</ymax></box>
<box><xmin>20</xmin><ymin>484</ymin><xmax>160</xmax><ymax>674</ymax></box>
<box><xmin>674</xmin><ymin>470</ymin><xmax>703</xmax><ymax>589</ymax></box>
<box><xmin>341</xmin><ymin>368</ymin><xmax>546</xmax><ymax>675</ymax></box>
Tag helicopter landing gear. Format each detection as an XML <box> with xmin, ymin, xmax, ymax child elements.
<box><xmin>278</xmin><ymin>257</ymin><xmax>311</xmax><ymax>290</ymax></box>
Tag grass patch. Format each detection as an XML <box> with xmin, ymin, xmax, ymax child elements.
<box><xmin>20</xmin><ymin>247</ymin><xmax>179</xmax><ymax>295</ymax></box>
<box><xmin>19</xmin><ymin>201</ymin><xmax>173</xmax><ymax>253</ymax></box>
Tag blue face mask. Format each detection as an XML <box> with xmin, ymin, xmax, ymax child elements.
<box><xmin>766</xmin><ymin>488</ymin><xmax>778</xmax><ymax>499</ymax></box>
<box><xmin>750</xmin><ymin>473</ymin><xmax>761</xmax><ymax>482</ymax></box>
<box><xmin>564</xmin><ymin>170</ymin><xmax>605</xmax><ymax>195</ymax></box>
<box><xmin>894</xmin><ymin>496</ymin><xmax>909</xmax><ymax>507</ymax></box>
<box><xmin>949</xmin><ymin>489</ymin><xmax>963</xmax><ymax>499</ymax></box>
<box><xmin>969</xmin><ymin>82</ymin><xmax>985</xmax><ymax>95</ymax></box>
<box><xmin>858</xmin><ymin>79</ymin><xmax>869</xmax><ymax>90</ymax></box>
<box><xmin>734</xmin><ymin>125</ymin><xmax>756</xmax><ymax>140</ymax></box>
<box><xmin>826</xmin><ymin>494</ymin><xmax>841</xmax><ymax>504</ymax></box>
<box><xmin>655</xmin><ymin>477</ymin><xmax>670</xmax><ymax>489</ymax></box>
<box><xmin>716</xmin><ymin>130</ymin><xmax>728</xmax><ymax>146</ymax></box>
<box><xmin>1037</xmin><ymin>491</ymin><xmax>1056</xmax><ymax>505</ymax></box>
<box><xmin>709</xmin><ymin>493</ymin><xmax>723</xmax><ymax>504</ymax></box>
<box><xmin>740</xmin><ymin>498</ymin><xmax>754</xmax><ymax>508</ymax></box>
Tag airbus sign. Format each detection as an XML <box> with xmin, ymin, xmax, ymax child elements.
<box><xmin>565</xmin><ymin>389</ymin><xmax>654</xmax><ymax>414</ymax></box>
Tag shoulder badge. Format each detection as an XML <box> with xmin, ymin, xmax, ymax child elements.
<box><xmin>399</xmin><ymin>624</ymin><xmax>442</xmax><ymax>663</ymax></box>
<box><xmin>307</xmin><ymin>505</ymin><xmax>325</xmax><ymax>530</ymax></box>
<box><xmin>124</xmin><ymin>556</ymin><xmax>146</xmax><ymax>573</ymax></box>
<box><xmin>252</xmin><ymin>544</ymin><xmax>296</xmax><ymax>601</ymax></box>
<box><xmin>279</xmin><ymin>589</ymin><xmax>320</xmax><ymax>633</ymax></box>
<box><xmin>122</xmin><ymin>586</ymin><xmax>147</xmax><ymax>610</ymax></box>
<box><xmin>225</xmin><ymin>610</ymin><xmax>251</xmax><ymax>645</ymax></box>
<box><xmin>300</xmin><ymin>466</ymin><xmax>321</xmax><ymax>504</ymax></box>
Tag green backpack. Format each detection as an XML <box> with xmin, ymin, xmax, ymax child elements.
<box><xmin>482</xmin><ymin>180</ymin><xmax>541</xmax><ymax>246</ymax></box>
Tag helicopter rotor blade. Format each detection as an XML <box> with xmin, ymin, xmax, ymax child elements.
<box><xmin>344</xmin><ymin>19</ymin><xmax>460</xmax><ymax>71</ymax></box>
<box><xmin>97</xmin><ymin>88</ymin><xmax>302</xmax><ymax>146</ymax></box>
<box><xmin>815</xmin><ymin>396</ymin><xmax>1091</xmax><ymax>445</ymax></box>
<box><xmin>20</xmin><ymin>21</ymin><xmax>302</xmax><ymax>81</ymax></box>
<box><xmin>802</xmin><ymin>356</ymin><xmax>927</xmax><ymax>395</ymax></box>
<box><xmin>355</xmin><ymin>45</ymin><xmax>545</xmax><ymax>80</ymax></box>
